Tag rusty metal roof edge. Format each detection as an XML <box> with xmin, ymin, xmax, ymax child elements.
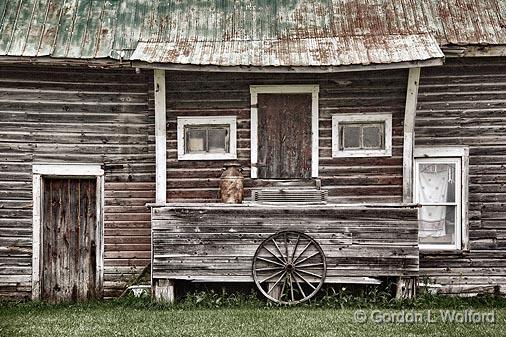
<box><xmin>0</xmin><ymin>55</ymin><xmax>133</xmax><ymax>68</ymax></box>
<box><xmin>130</xmin><ymin>57</ymin><xmax>444</xmax><ymax>73</ymax></box>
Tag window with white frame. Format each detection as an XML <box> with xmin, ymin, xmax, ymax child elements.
<box><xmin>414</xmin><ymin>147</ymin><xmax>468</xmax><ymax>251</ymax></box>
<box><xmin>331</xmin><ymin>114</ymin><xmax>392</xmax><ymax>157</ymax></box>
<box><xmin>177</xmin><ymin>116</ymin><xmax>237</xmax><ymax>160</ymax></box>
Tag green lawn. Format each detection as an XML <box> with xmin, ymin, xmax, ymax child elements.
<box><xmin>1</xmin><ymin>302</ymin><xmax>505</xmax><ymax>337</ymax></box>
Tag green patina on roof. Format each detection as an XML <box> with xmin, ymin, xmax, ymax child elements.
<box><xmin>0</xmin><ymin>0</ymin><xmax>504</xmax><ymax>66</ymax></box>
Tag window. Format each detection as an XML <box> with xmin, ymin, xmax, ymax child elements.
<box><xmin>177</xmin><ymin>116</ymin><xmax>237</xmax><ymax>160</ymax></box>
<box><xmin>414</xmin><ymin>147</ymin><xmax>468</xmax><ymax>251</ymax></box>
<box><xmin>332</xmin><ymin>114</ymin><xmax>392</xmax><ymax>157</ymax></box>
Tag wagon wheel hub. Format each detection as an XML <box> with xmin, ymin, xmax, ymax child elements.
<box><xmin>252</xmin><ymin>230</ymin><xmax>327</xmax><ymax>305</ymax></box>
<box><xmin>285</xmin><ymin>263</ymin><xmax>295</xmax><ymax>272</ymax></box>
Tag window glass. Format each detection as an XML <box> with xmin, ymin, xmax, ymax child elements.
<box><xmin>208</xmin><ymin>128</ymin><xmax>228</xmax><ymax>153</ymax></box>
<box><xmin>184</xmin><ymin>125</ymin><xmax>230</xmax><ymax>154</ymax></box>
<box><xmin>339</xmin><ymin>122</ymin><xmax>385</xmax><ymax>151</ymax></box>
<box><xmin>417</xmin><ymin>163</ymin><xmax>456</xmax><ymax>203</ymax></box>
<box><xmin>185</xmin><ymin>128</ymin><xmax>207</xmax><ymax>153</ymax></box>
<box><xmin>363</xmin><ymin>125</ymin><xmax>383</xmax><ymax>149</ymax></box>
<box><xmin>415</xmin><ymin>158</ymin><xmax>461</xmax><ymax>249</ymax></box>
<box><xmin>341</xmin><ymin>125</ymin><xmax>360</xmax><ymax>149</ymax></box>
<box><xmin>419</xmin><ymin>205</ymin><xmax>456</xmax><ymax>245</ymax></box>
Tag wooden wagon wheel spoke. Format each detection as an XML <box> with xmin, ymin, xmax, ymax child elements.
<box><xmin>295</xmin><ymin>262</ymin><xmax>324</xmax><ymax>268</ymax></box>
<box><xmin>260</xmin><ymin>269</ymin><xmax>284</xmax><ymax>283</ymax></box>
<box><xmin>293</xmin><ymin>273</ymin><xmax>307</xmax><ymax>298</ymax></box>
<box><xmin>262</xmin><ymin>246</ymin><xmax>286</xmax><ymax>265</ymax></box>
<box><xmin>295</xmin><ymin>268</ymin><xmax>323</xmax><ymax>279</ymax></box>
<box><xmin>252</xmin><ymin>231</ymin><xmax>326</xmax><ymax>305</ymax></box>
<box><xmin>267</xmin><ymin>271</ymin><xmax>287</xmax><ymax>294</ymax></box>
<box><xmin>289</xmin><ymin>273</ymin><xmax>295</xmax><ymax>302</ymax></box>
<box><xmin>290</xmin><ymin>234</ymin><xmax>301</xmax><ymax>262</ymax></box>
<box><xmin>256</xmin><ymin>267</ymin><xmax>283</xmax><ymax>272</ymax></box>
<box><xmin>271</xmin><ymin>239</ymin><xmax>286</xmax><ymax>263</ymax></box>
<box><xmin>292</xmin><ymin>241</ymin><xmax>312</xmax><ymax>264</ymax></box>
<box><xmin>294</xmin><ymin>251</ymin><xmax>320</xmax><ymax>266</ymax></box>
<box><xmin>293</xmin><ymin>270</ymin><xmax>317</xmax><ymax>290</ymax></box>
<box><xmin>256</xmin><ymin>256</ymin><xmax>284</xmax><ymax>267</ymax></box>
<box><xmin>284</xmin><ymin>233</ymin><xmax>289</xmax><ymax>260</ymax></box>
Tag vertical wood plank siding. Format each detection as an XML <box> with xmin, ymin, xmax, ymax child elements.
<box><xmin>0</xmin><ymin>65</ymin><xmax>154</xmax><ymax>299</ymax></box>
<box><xmin>165</xmin><ymin>70</ymin><xmax>407</xmax><ymax>203</ymax></box>
<box><xmin>42</xmin><ymin>178</ymin><xmax>97</xmax><ymax>303</ymax></box>
<box><xmin>416</xmin><ymin>57</ymin><xmax>506</xmax><ymax>294</ymax></box>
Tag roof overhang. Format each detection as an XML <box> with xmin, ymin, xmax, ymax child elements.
<box><xmin>131</xmin><ymin>33</ymin><xmax>444</xmax><ymax>72</ymax></box>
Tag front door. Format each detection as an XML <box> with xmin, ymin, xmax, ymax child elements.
<box><xmin>41</xmin><ymin>178</ymin><xmax>98</xmax><ymax>302</ymax></box>
<box><xmin>257</xmin><ymin>93</ymin><xmax>312</xmax><ymax>178</ymax></box>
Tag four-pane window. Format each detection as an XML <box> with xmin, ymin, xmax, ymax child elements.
<box><xmin>332</xmin><ymin>114</ymin><xmax>392</xmax><ymax>157</ymax></box>
<box><xmin>185</xmin><ymin>125</ymin><xmax>230</xmax><ymax>154</ymax></box>
<box><xmin>177</xmin><ymin>116</ymin><xmax>237</xmax><ymax>160</ymax></box>
<box><xmin>339</xmin><ymin>122</ymin><xmax>385</xmax><ymax>150</ymax></box>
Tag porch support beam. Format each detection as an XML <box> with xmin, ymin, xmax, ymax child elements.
<box><xmin>402</xmin><ymin>67</ymin><xmax>421</xmax><ymax>203</ymax></box>
<box><xmin>154</xmin><ymin>69</ymin><xmax>167</xmax><ymax>204</ymax></box>
<box><xmin>153</xmin><ymin>279</ymin><xmax>175</xmax><ymax>303</ymax></box>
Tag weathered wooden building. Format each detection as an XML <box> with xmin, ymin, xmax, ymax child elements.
<box><xmin>0</xmin><ymin>0</ymin><xmax>504</xmax><ymax>302</ymax></box>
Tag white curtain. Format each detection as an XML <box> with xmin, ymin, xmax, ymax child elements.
<box><xmin>418</xmin><ymin>165</ymin><xmax>450</xmax><ymax>238</ymax></box>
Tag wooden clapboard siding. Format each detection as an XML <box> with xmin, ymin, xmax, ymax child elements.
<box><xmin>151</xmin><ymin>205</ymin><xmax>419</xmax><ymax>282</ymax></box>
<box><xmin>416</xmin><ymin>57</ymin><xmax>506</xmax><ymax>295</ymax></box>
<box><xmin>165</xmin><ymin>70</ymin><xmax>407</xmax><ymax>203</ymax></box>
<box><xmin>0</xmin><ymin>65</ymin><xmax>154</xmax><ymax>300</ymax></box>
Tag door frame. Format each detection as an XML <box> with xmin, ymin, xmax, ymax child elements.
<box><xmin>249</xmin><ymin>85</ymin><xmax>319</xmax><ymax>179</ymax></box>
<box><xmin>31</xmin><ymin>164</ymin><xmax>104</xmax><ymax>300</ymax></box>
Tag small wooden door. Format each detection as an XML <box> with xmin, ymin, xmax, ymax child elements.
<box><xmin>41</xmin><ymin>178</ymin><xmax>98</xmax><ymax>302</ymax></box>
<box><xmin>257</xmin><ymin>93</ymin><xmax>312</xmax><ymax>178</ymax></box>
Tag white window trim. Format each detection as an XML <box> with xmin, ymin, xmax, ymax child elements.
<box><xmin>249</xmin><ymin>84</ymin><xmax>319</xmax><ymax>178</ymax></box>
<box><xmin>31</xmin><ymin>163</ymin><xmax>104</xmax><ymax>300</ymax></box>
<box><xmin>177</xmin><ymin>116</ymin><xmax>237</xmax><ymax>160</ymax></box>
<box><xmin>331</xmin><ymin>113</ymin><xmax>392</xmax><ymax>158</ymax></box>
<box><xmin>414</xmin><ymin>146</ymin><xmax>469</xmax><ymax>251</ymax></box>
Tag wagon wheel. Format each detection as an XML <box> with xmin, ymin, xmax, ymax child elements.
<box><xmin>252</xmin><ymin>230</ymin><xmax>326</xmax><ymax>305</ymax></box>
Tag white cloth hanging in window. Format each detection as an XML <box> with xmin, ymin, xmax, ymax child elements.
<box><xmin>418</xmin><ymin>165</ymin><xmax>449</xmax><ymax>237</ymax></box>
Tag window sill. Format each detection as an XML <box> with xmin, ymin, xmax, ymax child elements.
<box><xmin>178</xmin><ymin>153</ymin><xmax>237</xmax><ymax>161</ymax></box>
<box><xmin>331</xmin><ymin>150</ymin><xmax>392</xmax><ymax>158</ymax></box>
<box><xmin>419</xmin><ymin>246</ymin><xmax>468</xmax><ymax>254</ymax></box>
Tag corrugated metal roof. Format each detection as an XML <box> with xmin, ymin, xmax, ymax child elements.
<box><xmin>131</xmin><ymin>34</ymin><xmax>443</xmax><ymax>67</ymax></box>
<box><xmin>0</xmin><ymin>0</ymin><xmax>504</xmax><ymax>67</ymax></box>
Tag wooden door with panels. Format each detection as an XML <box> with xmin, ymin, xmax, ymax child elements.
<box><xmin>257</xmin><ymin>93</ymin><xmax>312</xmax><ymax>179</ymax></box>
<box><xmin>41</xmin><ymin>178</ymin><xmax>98</xmax><ymax>302</ymax></box>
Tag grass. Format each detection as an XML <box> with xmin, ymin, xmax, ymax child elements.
<box><xmin>1</xmin><ymin>293</ymin><xmax>506</xmax><ymax>337</ymax></box>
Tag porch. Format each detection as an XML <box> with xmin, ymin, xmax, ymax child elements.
<box><xmin>151</xmin><ymin>203</ymin><xmax>419</xmax><ymax>302</ymax></box>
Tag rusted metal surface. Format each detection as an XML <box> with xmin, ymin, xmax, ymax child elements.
<box><xmin>219</xmin><ymin>163</ymin><xmax>244</xmax><ymax>203</ymax></box>
<box><xmin>0</xmin><ymin>1</ymin><xmax>503</xmax><ymax>67</ymax></box>
<box><xmin>132</xmin><ymin>34</ymin><xmax>443</xmax><ymax>67</ymax></box>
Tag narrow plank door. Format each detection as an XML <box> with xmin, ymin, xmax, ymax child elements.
<box><xmin>41</xmin><ymin>178</ymin><xmax>97</xmax><ymax>302</ymax></box>
<box><xmin>257</xmin><ymin>93</ymin><xmax>312</xmax><ymax>179</ymax></box>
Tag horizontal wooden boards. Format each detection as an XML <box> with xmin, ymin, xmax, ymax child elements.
<box><xmin>416</xmin><ymin>57</ymin><xmax>506</xmax><ymax>295</ymax></box>
<box><xmin>164</xmin><ymin>69</ymin><xmax>408</xmax><ymax>203</ymax></box>
<box><xmin>0</xmin><ymin>65</ymin><xmax>155</xmax><ymax>299</ymax></box>
<box><xmin>151</xmin><ymin>205</ymin><xmax>419</xmax><ymax>283</ymax></box>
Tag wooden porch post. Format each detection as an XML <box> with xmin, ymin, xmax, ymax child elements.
<box><xmin>153</xmin><ymin>69</ymin><xmax>174</xmax><ymax>302</ymax></box>
<box><xmin>402</xmin><ymin>67</ymin><xmax>421</xmax><ymax>203</ymax></box>
<box><xmin>400</xmin><ymin>67</ymin><xmax>420</xmax><ymax>299</ymax></box>
<box><xmin>154</xmin><ymin>69</ymin><xmax>167</xmax><ymax>205</ymax></box>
